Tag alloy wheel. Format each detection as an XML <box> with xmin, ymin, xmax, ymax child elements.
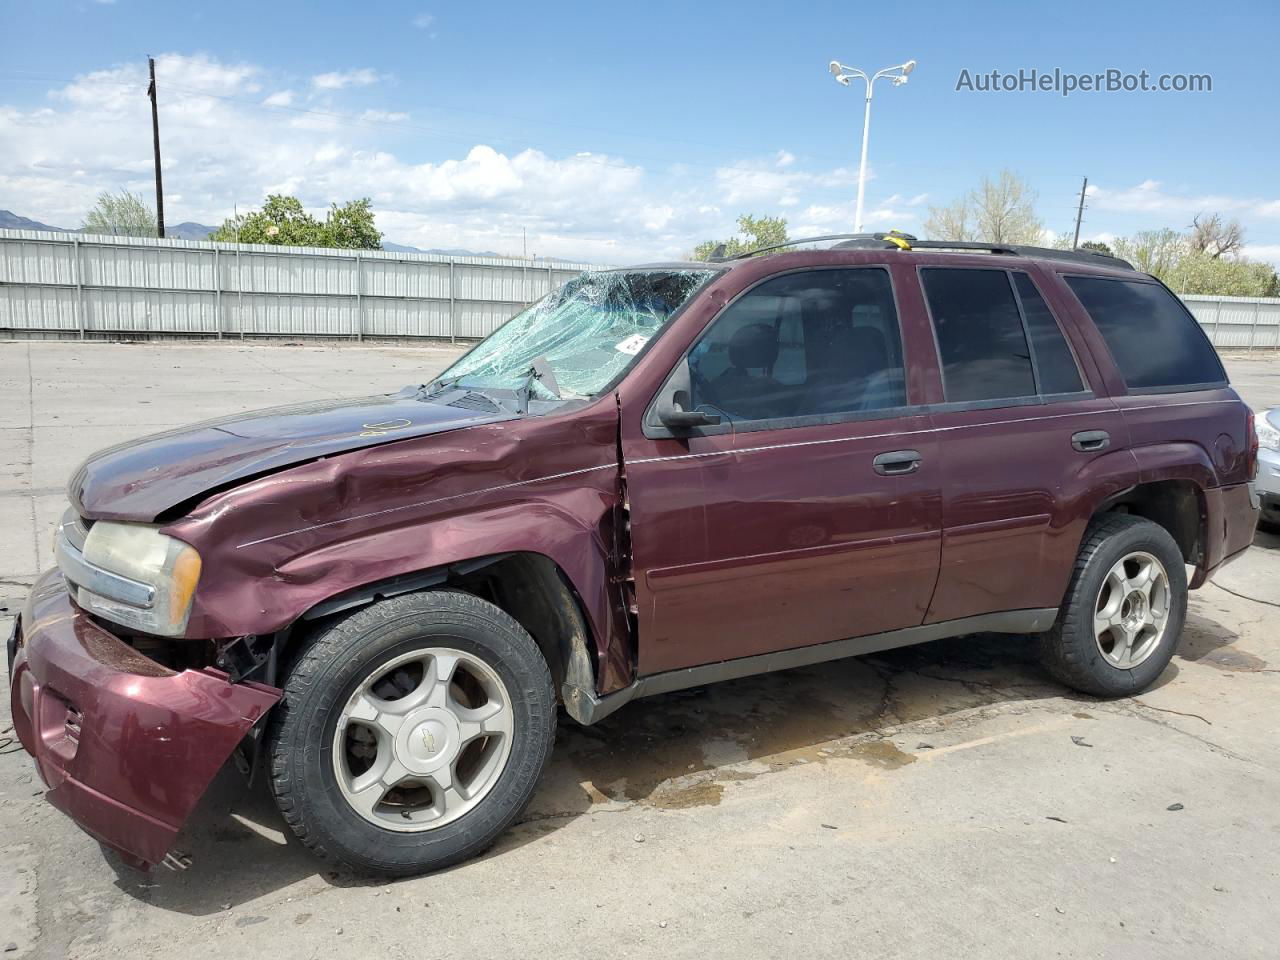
<box><xmin>1093</xmin><ymin>550</ymin><xmax>1170</xmax><ymax>669</ymax></box>
<box><xmin>332</xmin><ymin>647</ymin><xmax>514</xmax><ymax>831</ymax></box>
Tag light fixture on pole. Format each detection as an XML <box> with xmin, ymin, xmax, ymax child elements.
<box><xmin>828</xmin><ymin>58</ymin><xmax>916</xmax><ymax>232</ymax></box>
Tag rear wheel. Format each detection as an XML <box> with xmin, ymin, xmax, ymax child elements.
<box><xmin>267</xmin><ymin>590</ymin><xmax>556</xmax><ymax>877</ymax></box>
<box><xmin>1039</xmin><ymin>514</ymin><xmax>1187</xmax><ymax>697</ymax></box>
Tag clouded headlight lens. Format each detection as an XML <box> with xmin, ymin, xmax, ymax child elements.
<box><xmin>77</xmin><ymin>522</ymin><xmax>202</xmax><ymax>636</ymax></box>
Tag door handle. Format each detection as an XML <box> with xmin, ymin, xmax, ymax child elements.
<box><xmin>873</xmin><ymin>449</ymin><xmax>923</xmax><ymax>476</ymax></box>
<box><xmin>1071</xmin><ymin>429</ymin><xmax>1110</xmax><ymax>452</ymax></box>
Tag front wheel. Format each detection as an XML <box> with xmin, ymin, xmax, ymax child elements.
<box><xmin>1038</xmin><ymin>514</ymin><xmax>1187</xmax><ymax>697</ymax></box>
<box><xmin>267</xmin><ymin>590</ymin><xmax>556</xmax><ymax>877</ymax></box>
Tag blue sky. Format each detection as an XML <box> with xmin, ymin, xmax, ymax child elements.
<box><xmin>2</xmin><ymin>0</ymin><xmax>1278</xmax><ymax>262</ymax></box>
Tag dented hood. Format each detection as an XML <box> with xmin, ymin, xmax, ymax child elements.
<box><xmin>69</xmin><ymin>390</ymin><xmax>517</xmax><ymax>521</ymax></box>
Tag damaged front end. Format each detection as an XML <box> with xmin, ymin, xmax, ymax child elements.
<box><xmin>8</xmin><ymin>571</ymin><xmax>280</xmax><ymax>869</ymax></box>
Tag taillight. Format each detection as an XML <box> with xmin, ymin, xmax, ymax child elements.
<box><xmin>1246</xmin><ymin>409</ymin><xmax>1259</xmax><ymax>480</ymax></box>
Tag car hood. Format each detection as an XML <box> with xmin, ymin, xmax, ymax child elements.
<box><xmin>69</xmin><ymin>389</ymin><xmax>518</xmax><ymax>522</ymax></box>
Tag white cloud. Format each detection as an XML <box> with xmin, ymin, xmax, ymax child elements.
<box><xmin>0</xmin><ymin>53</ymin><xmax>902</xmax><ymax>261</ymax></box>
<box><xmin>1088</xmin><ymin>179</ymin><xmax>1280</xmax><ymax>219</ymax></box>
<box><xmin>1242</xmin><ymin>244</ymin><xmax>1280</xmax><ymax>267</ymax></box>
<box><xmin>311</xmin><ymin>68</ymin><xmax>380</xmax><ymax>91</ymax></box>
<box><xmin>714</xmin><ymin>152</ymin><xmax>856</xmax><ymax>209</ymax></box>
<box><xmin>359</xmin><ymin>109</ymin><xmax>409</xmax><ymax>123</ymax></box>
<box><xmin>412</xmin><ymin>13</ymin><xmax>435</xmax><ymax>29</ymax></box>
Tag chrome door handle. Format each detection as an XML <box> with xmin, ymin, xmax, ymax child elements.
<box><xmin>873</xmin><ymin>449</ymin><xmax>923</xmax><ymax>476</ymax></box>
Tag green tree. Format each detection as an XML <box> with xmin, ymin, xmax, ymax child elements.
<box><xmin>924</xmin><ymin>171</ymin><xmax>1043</xmax><ymax>244</ymax></box>
<box><xmin>81</xmin><ymin>190</ymin><xmax>157</xmax><ymax>237</ymax></box>
<box><xmin>691</xmin><ymin>214</ymin><xmax>788</xmax><ymax>260</ymax></box>
<box><xmin>1110</xmin><ymin>228</ymin><xmax>1279</xmax><ymax>297</ymax></box>
<box><xmin>1080</xmin><ymin>240</ymin><xmax>1114</xmax><ymax>256</ymax></box>
<box><xmin>324</xmin><ymin>198</ymin><xmax>382</xmax><ymax>249</ymax></box>
<box><xmin>210</xmin><ymin>195</ymin><xmax>382</xmax><ymax>249</ymax></box>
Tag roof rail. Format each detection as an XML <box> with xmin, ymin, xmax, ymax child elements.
<box><xmin>715</xmin><ymin>232</ymin><xmax>1134</xmax><ymax>270</ymax></box>
<box><xmin>716</xmin><ymin>232</ymin><xmax>907</xmax><ymax>260</ymax></box>
<box><xmin>904</xmin><ymin>240</ymin><xmax>1134</xmax><ymax>270</ymax></box>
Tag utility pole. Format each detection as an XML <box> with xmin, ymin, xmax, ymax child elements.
<box><xmin>147</xmin><ymin>56</ymin><xmax>166</xmax><ymax>238</ymax></box>
<box><xmin>1071</xmin><ymin>175</ymin><xmax>1088</xmax><ymax>249</ymax></box>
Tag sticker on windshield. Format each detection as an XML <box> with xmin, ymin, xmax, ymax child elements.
<box><xmin>615</xmin><ymin>334</ymin><xmax>650</xmax><ymax>356</ymax></box>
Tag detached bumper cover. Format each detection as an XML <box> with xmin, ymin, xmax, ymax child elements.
<box><xmin>8</xmin><ymin>570</ymin><xmax>281</xmax><ymax>867</ymax></box>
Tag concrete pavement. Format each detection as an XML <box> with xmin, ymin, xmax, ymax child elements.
<box><xmin>1</xmin><ymin>341</ymin><xmax>1278</xmax><ymax>960</ymax></box>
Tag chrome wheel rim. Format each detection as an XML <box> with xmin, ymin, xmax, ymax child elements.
<box><xmin>1094</xmin><ymin>551</ymin><xmax>1170</xmax><ymax>669</ymax></box>
<box><xmin>333</xmin><ymin>647</ymin><xmax>514</xmax><ymax>832</ymax></box>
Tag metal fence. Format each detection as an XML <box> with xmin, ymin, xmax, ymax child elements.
<box><xmin>0</xmin><ymin>229</ymin><xmax>599</xmax><ymax>341</ymax></box>
<box><xmin>1182</xmin><ymin>295</ymin><xmax>1280</xmax><ymax>351</ymax></box>
<box><xmin>3</xmin><ymin>228</ymin><xmax>1279</xmax><ymax>349</ymax></box>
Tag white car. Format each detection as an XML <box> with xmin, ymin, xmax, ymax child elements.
<box><xmin>1257</xmin><ymin>409</ymin><xmax>1280</xmax><ymax>527</ymax></box>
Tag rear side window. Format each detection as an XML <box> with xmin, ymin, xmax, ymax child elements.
<box><xmin>1065</xmin><ymin>277</ymin><xmax>1226</xmax><ymax>390</ymax></box>
<box><xmin>1012</xmin><ymin>273</ymin><xmax>1084</xmax><ymax>395</ymax></box>
<box><xmin>921</xmin><ymin>268</ymin><xmax>1035</xmax><ymax>402</ymax></box>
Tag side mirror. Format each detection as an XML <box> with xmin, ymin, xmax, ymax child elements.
<box><xmin>654</xmin><ymin>358</ymin><xmax>721</xmax><ymax>430</ymax></box>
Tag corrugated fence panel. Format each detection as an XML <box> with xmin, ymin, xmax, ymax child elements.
<box><xmin>0</xmin><ymin>238</ymin><xmax>77</xmax><ymax>286</ymax></box>
<box><xmin>363</xmin><ymin>298</ymin><xmax>453</xmax><ymax>338</ymax></box>
<box><xmin>0</xmin><ymin>284</ymin><xmax>78</xmax><ymax>330</ymax></box>
<box><xmin>229</xmin><ymin>293</ymin><xmax>356</xmax><ymax>337</ymax></box>
<box><xmin>1184</xmin><ymin>296</ymin><xmax>1280</xmax><ymax>350</ymax></box>
<box><xmin>13</xmin><ymin>231</ymin><xmax>1280</xmax><ymax>351</ymax></box>
<box><xmin>85</xmin><ymin>288</ymin><xmax>216</xmax><ymax>334</ymax></box>
<box><xmin>0</xmin><ymin>230</ymin><xmax>602</xmax><ymax>340</ymax></box>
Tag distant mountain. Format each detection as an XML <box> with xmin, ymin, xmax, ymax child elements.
<box><xmin>383</xmin><ymin>241</ymin><xmax>504</xmax><ymax>256</ymax></box>
<box><xmin>166</xmin><ymin>221</ymin><xmax>216</xmax><ymax>241</ymax></box>
<box><xmin>0</xmin><ymin>209</ymin><xmax>67</xmax><ymax>232</ymax></box>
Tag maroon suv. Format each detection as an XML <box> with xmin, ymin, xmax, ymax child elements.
<box><xmin>8</xmin><ymin>236</ymin><xmax>1259</xmax><ymax>877</ymax></box>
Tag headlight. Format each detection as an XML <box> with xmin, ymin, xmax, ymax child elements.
<box><xmin>75</xmin><ymin>522</ymin><xmax>202</xmax><ymax>636</ymax></box>
<box><xmin>1256</xmin><ymin>411</ymin><xmax>1280</xmax><ymax>453</ymax></box>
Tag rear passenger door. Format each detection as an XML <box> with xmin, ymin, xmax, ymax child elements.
<box><xmin>919</xmin><ymin>266</ymin><xmax>1129</xmax><ymax>624</ymax></box>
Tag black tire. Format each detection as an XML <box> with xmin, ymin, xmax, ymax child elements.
<box><xmin>1038</xmin><ymin>514</ymin><xmax>1187</xmax><ymax>697</ymax></box>
<box><xmin>267</xmin><ymin>589</ymin><xmax>556</xmax><ymax>877</ymax></box>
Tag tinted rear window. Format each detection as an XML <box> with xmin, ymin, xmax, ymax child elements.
<box><xmin>1065</xmin><ymin>277</ymin><xmax>1226</xmax><ymax>390</ymax></box>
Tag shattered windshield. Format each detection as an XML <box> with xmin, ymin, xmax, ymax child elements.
<box><xmin>435</xmin><ymin>269</ymin><xmax>715</xmax><ymax>398</ymax></box>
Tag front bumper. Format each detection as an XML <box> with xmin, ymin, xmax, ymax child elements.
<box><xmin>8</xmin><ymin>570</ymin><xmax>280</xmax><ymax>868</ymax></box>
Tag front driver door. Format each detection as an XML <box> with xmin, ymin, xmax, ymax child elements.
<box><xmin>622</xmin><ymin>265</ymin><xmax>943</xmax><ymax>677</ymax></box>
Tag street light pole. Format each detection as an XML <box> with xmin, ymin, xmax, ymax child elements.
<box><xmin>829</xmin><ymin>59</ymin><xmax>916</xmax><ymax>233</ymax></box>
<box><xmin>855</xmin><ymin>88</ymin><xmax>874</xmax><ymax>234</ymax></box>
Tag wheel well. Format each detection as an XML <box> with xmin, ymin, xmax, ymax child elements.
<box><xmin>1095</xmin><ymin>480</ymin><xmax>1205</xmax><ymax>566</ymax></box>
<box><xmin>284</xmin><ymin>552</ymin><xmax>598</xmax><ymax>709</ymax></box>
